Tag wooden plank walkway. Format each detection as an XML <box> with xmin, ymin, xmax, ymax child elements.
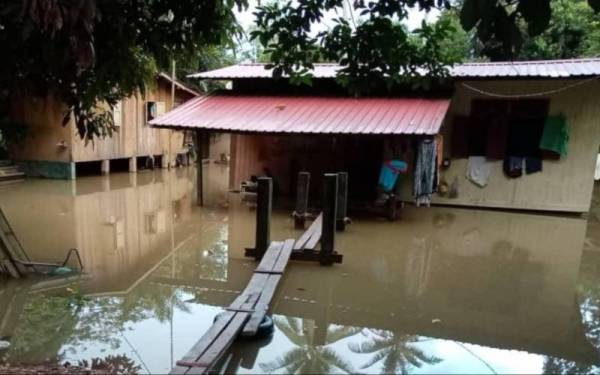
<box><xmin>172</xmin><ymin>239</ymin><xmax>296</xmax><ymax>374</ymax></box>
<box><xmin>293</xmin><ymin>213</ymin><xmax>322</xmax><ymax>251</ymax></box>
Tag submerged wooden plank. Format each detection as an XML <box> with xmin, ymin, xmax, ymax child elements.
<box><xmin>243</xmin><ymin>239</ymin><xmax>294</xmax><ymax>336</ymax></box>
<box><xmin>171</xmin><ymin>311</ymin><xmax>237</xmax><ymax>374</ymax></box>
<box><xmin>254</xmin><ymin>241</ymin><xmax>282</xmax><ymax>273</ymax></box>
<box><xmin>272</xmin><ymin>239</ymin><xmax>295</xmax><ymax>274</ymax></box>
<box><xmin>241</xmin><ymin>274</ymin><xmax>281</xmax><ymax>336</ymax></box>
<box><xmin>173</xmin><ymin>287</ymin><xmax>260</xmax><ymax>374</ymax></box>
<box><xmin>229</xmin><ymin>273</ymin><xmax>269</xmax><ymax>310</ymax></box>
<box><xmin>304</xmin><ymin>217</ymin><xmax>323</xmax><ymax>250</ymax></box>
<box><xmin>189</xmin><ymin>312</ymin><xmax>250</xmax><ymax>374</ymax></box>
<box><xmin>175</xmin><ymin>235</ymin><xmax>307</xmax><ymax>374</ymax></box>
<box><xmin>293</xmin><ymin>213</ymin><xmax>322</xmax><ymax>250</ymax></box>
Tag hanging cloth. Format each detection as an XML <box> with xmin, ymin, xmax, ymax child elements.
<box><xmin>378</xmin><ymin>160</ymin><xmax>407</xmax><ymax>193</ymax></box>
<box><xmin>540</xmin><ymin>115</ymin><xmax>569</xmax><ymax>157</ymax></box>
<box><xmin>503</xmin><ymin>157</ymin><xmax>524</xmax><ymax>178</ymax></box>
<box><xmin>414</xmin><ymin>138</ymin><xmax>437</xmax><ymax>206</ymax></box>
<box><xmin>525</xmin><ymin>157</ymin><xmax>542</xmax><ymax>174</ymax></box>
<box><xmin>466</xmin><ymin>156</ymin><xmax>491</xmax><ymax>187</ymax></box>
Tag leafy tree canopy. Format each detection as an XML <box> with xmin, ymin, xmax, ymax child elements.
<box><xmin>3</xmin><ymin>0</ymin><xmax>600</xmax><ymax>141</ymax></box>
<box><xmin>436</xmin><ymin>0</ymin><xmax>600</xmax><ymax>62</ymax></box>
<box><xmin>517</xmin><ymin>0</ymin><xmax>600</xmax><ymax>60</ymax></box>
<box><xmin>251</xmin><ymin>0</ymin><xmax>600</xmax><ymax>93</ymax></box>
<box><xmin>0</xmin><ymin>0</ymin><xmax>246</xmax><ymax>142</ymax></box>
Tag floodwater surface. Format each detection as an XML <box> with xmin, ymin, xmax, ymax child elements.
<box><xmin>1</xmin><ymin>167</ymin><xmax>600</xmax><ymax>374</ymax></box>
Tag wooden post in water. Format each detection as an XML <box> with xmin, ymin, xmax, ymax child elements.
<box><xmin>255</xmin><ymin>177</ymin><xmax>272</xmax><ymax>259</ymax></box>
<box><xmin>294</xmin><ymin>172</ymin><xmax>310</xmax><ymax>229</ymax></box>
<box><xmin>195</xmin><ymin>130</ymin><xmax>204</xmax><ymax>206</ymax></box>
<box><xmin>336</xmin><ymin>172</ymin><xmax>348</xmax><ymax>231</ymax></box>
<box><xmin>321</xmin><ymin>173</ymin><xmax>337</xmax><ymax>265</ymax></box>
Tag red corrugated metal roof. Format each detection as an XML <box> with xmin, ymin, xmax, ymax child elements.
<box><xmin>188</xmin><ymin>58</ymin><xmax>600</xmax><ymax>80</ymax></box>
<box><xmin>149</xmin><ymin>95</ymin><xmax>450</xmax><ymax>135</ymax></box>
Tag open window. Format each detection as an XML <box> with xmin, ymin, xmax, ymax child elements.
<box><xmin>452</xmin><ymin>99</ymin><xmax>550</xmax><ymax>159</ymax></box>
<box><xmin>145</xmin><ymin>210</ymin><xmax>167</xmax><ymax>234</ymax></box>
<box><xmin>146</xmin><ymin>101</ymin><xmax>166</xmax><ymax>123</ymax></box>
<box><xmin>113</xmin><ymin>100</ymin><xmax>122</xmax><ymax>127</ymax></box>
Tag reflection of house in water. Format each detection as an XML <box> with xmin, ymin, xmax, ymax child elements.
<box><xmin>1</xmin><ymin>174</ymin><xmax>599</xmax><ymax>370</ymax></box>
<box><xmin>0</xmin><ymin>169</ymin><xmax>196</xmax><ymax>295</ymax></box>
<box><xmin>155</xmin><ymin>203</ymin><xmax>599</xmax><ymax>366</ymax></box>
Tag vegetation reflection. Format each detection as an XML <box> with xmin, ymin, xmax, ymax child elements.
<box><xmin>349</xmin><ymin>329</ymin><xmax>441</xmax><ymax>374</ymax></box>
<box><xmin>543</xmin><ymin>250</ymin><xmax>600</xmax><ymax>374</ymax></box>
<box><xmin>259</xmin><ymin>317</ymin><xmax>359</xmax><ymax>374</ymax></box>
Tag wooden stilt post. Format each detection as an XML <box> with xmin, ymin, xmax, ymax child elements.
<box><xmin>294</xmin><ymin>172</ymin><xmax>310</xmax><ymax>229</ymax></box>
<box><xmin>129</xmin><ymin>157</ymin><xmax>137</xmax><ymax>173</ymax></box>
<box><xmin>321</xmin><ymin>173</ymin><xmax>337</xmax><ymax>265</ymax></box>
<box><xmin>255</xmin><ymin>177</ymin><xmax>272</xmax><ymax>259</ymax></box>
<box><xmin>101</xmin><ymin>160</ymin><xmax>110</xmax><ymax>175</ymax></box>
<box><xmin>336</xmin><ymin>172</ymin><xmax>348</xmax><ymax>231</ymax></box>
<box><xmin>196</xmin><ymin>130</ymin><xmax>204</xmax><ymax>207</ymax></box>
<box><xmin>387</xmin><ymin>196</ymin><xmax>397</xmax><ymax>221</ymax></box>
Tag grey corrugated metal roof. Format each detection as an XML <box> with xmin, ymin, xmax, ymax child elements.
<box><xmin>452</xmin><ymin>59</ymin><xmax>600</xmax><ymax>78</ymax></box>
<box><xmin>188</xmin><ymin>58</ymin><xmax>600</xmax><ymax>80</ymax></box>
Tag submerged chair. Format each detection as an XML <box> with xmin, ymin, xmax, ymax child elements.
<box><xmin>0</xmin><ymin>207</ymin><xmax>83</xmax><ymax>278</ymax></box>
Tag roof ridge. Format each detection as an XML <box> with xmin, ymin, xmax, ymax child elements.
<box><xmin>236</xmin><ymin>62</ymin><xmax>340</xmax><ymax>66</ymax></box>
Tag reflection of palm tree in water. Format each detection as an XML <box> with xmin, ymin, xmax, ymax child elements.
<box><xmin>259</xmin><ymin>317</ymin><xmax>359</xmax><ymax>374</ymax></box>
<box><xmin>349</xmin><ymin>329</ymin><xmax>441</xmax><ymax>374</ymax></box>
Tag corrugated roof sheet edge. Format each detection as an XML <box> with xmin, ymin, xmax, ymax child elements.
<box><xmin>188</xmin><ymin>58</ymin><xmax>600</xmax><ymax>79</ymax></box>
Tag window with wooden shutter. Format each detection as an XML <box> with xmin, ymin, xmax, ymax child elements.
<box><xmin>113</xmin><ymin>100</ymin><xmax>122</xmax><ymax>127</ymax></box>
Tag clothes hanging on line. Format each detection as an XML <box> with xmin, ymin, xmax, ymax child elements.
<box><xmin>525</xmin><ymin>157</ymin><xmax>542</xmax><ymax>174</ymax></box>
<box><xmin>540</xmin><ymin>115</ymin><xmax>569</xmax><ymax>157</ymax></box>
<box><xmin>466</xmin><ymin>156</ymin><xmax>491</xmax><ymax>187</ymax></box>
<box><xmin>414</xmin><ymin>138</ymin><xmax>437</xmax><ymax>206</ymax></box>
<box><xmin>378</xmin><ymin>159</ymin><xmax>408</xmax><ymax>193</ymax></box>
<box><xmin>503</xmin><ymin>157</ymin><xmax>524</xmax><ymax>178</ymax></box>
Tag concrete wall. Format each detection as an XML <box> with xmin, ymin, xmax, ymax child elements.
<box><xmin>398</xmin><ymin>79</ymin><xmax>600</xmax><ymax>213</ymax></box>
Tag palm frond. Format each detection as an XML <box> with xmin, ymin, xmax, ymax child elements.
<box><xmin>259</xmin><ymin>347</ymin><xmax>305</xmax><ymax>373</ymax></box>
<box><xmin>349</xmin><ymin>336</ymin><xmax>393</xmax><ymax>353</ymax></box>
<box><xmin>320</xmin><ymin>347</ymin><xmax>355</xmax><ymax>374</ymax></box>
<box><xmin>359</xmin><ymin>349</ymin><xmax>389</xmax><ymax>369</ymax></box>
<box><xmin>274</xmin><ymin>317</ymin><xmax>307</xmax><ymax>347</ymax></box>
<box><xmin>326</xmin><ymin>325</ymin><xmax>361</xmax><ymax>345</ymax></box>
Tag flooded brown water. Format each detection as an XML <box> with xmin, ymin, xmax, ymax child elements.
<box><xmin>1</xmin><ymin>166</ymin><xmax>600</xmax><ymax>374</ymax></box>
